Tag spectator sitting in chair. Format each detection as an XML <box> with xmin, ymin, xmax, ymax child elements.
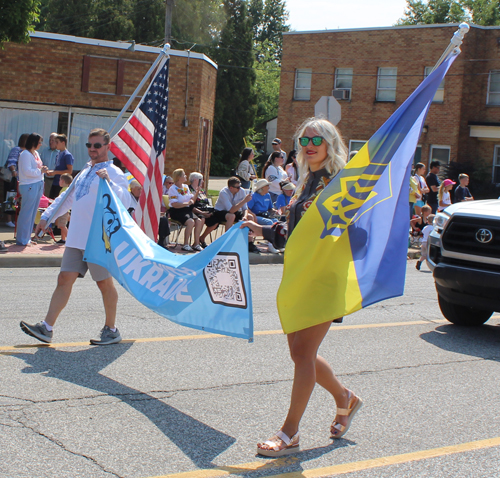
<box><xmin>199</xmin><ymin>176</ymin><xmax>259</xmax><ymax>253</ymax></box>
<box><xmin>189</xmin><ymin>172</ymin><xmax>213</xmax><ymax>229</ymax></box>
<box><xmin>275</xmin><ymin>180</ymin><xmax>295</xmax><ymax>216</ymax></box>
<box><xmin>248</xmin><ymin>179</ymin><xmax>278</xmax><ymax>226</ymax></box>
<box><xmin>128</xmin><ymin>179</ymin><xmax>142</xmax><ymax>215</ymax></box>
<box><xmin>168</xmin><ymin>168</ymin><xmax>204</xmax><ymax>252</ymax></box>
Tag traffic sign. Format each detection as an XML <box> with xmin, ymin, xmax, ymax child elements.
<box><xmin>315</xmin><ymin>96</ymin><xmax>341</xmax><ymax>125</ymax></box>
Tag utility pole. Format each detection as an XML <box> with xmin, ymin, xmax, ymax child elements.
<box><xmin>165</xmin><ymin>0</ymin><xmax>174</xmax><ymax>45</ymax></box>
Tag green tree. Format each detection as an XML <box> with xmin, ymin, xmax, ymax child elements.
<box><xmin>210</xmin><ymin>0</ymin><xmax>257</xmax><ymax>175</ymax></box>
<box><xmin>396</xmin><ymin>0</ymin><xmax>470</xmax><ymax>25</ymax></box>
<box><xmin>0</xmin><ymin>0</ymin><xmax>41</xmax><ymax>46</ymax></box>
<box><xmin>89</xmin><ymin>0</ymin><xmax>135</xmax><ymax>41</ymax></box>
<box><xmin>132</xmin><ymin>0</ymin><xmax>165</xmax><ymax>44</ymax></box>
<box><xmin>462</xmin><ymin>0</ymin><xmax>500</xmax><ymax>25</ymax></box>
<box><xmin>41</xmin><ymin>0</ymin><xmax>94</xmax><ymax>37</ymax></box>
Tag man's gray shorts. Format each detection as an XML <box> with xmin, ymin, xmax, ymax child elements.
<box><xmin>61</xmin><ymin>247</ymin><xmax>111</xmax><ymax>282</ymax></box>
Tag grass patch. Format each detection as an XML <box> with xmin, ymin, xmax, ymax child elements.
<box><xmin>207</xmin><ymin>189</ymin><xmax>219</xmax><ymax>197</ymax></box>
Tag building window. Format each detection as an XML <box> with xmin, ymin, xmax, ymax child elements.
<box><xmin>333</xmin><ymin>68</ymin><xmax>353</xmax><ymax>100</ymax></box>
<box><xmin>429</xmin><ymin>145</ymin><xmax>450</xmax><ymax>165</ymax></box>
<box><xmin>487</xmin><ymin>71</ymin><xmax>500</xmax><ymax>105</ymax></box>
<box><xmin>493</xmin><ymin>146</ymin><xmax>500</xmax><ymax>183</ymax></box>
<box><xmin>376</xmin><ymin>67</ymin><xmax>397</xmax><ymax>102</ymax></box>
<box><xmin>424</xmin><ymin>67</ymin><xmax>445</xmax><ymax>102</ymax></box>
<box><xmin>294</xmin><ymin>69</ymin><xmax>312</xmax><ymax>100</ymax></box>
<box><xmin>413</xmin><ymin>145</ymin><xmax>422</xmax><ymax>166</ymax></box>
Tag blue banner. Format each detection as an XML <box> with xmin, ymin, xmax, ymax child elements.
<box><xmin>84</xmin><ymin>179</ymin><xmax>253</xmax><ymax>341</ymax></box>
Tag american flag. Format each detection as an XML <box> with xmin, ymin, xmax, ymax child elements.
<box><xmin>110</xmin><ymin>56</ymin><xmax>170</xmax><ymax>240</ymax></box>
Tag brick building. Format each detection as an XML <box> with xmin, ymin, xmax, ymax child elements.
<box><xmin>0</xmin><ymin>31</ymin><xmax>217</xmax><ymax>179</ymax></box>
<box><xmin>278</xmin><ymin>24</ymin><xmax>500</xmax><ymax>184</ymax></box>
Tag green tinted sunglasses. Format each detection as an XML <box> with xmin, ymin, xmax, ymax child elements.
<box><xmin>299</xmin><ymin>136</ymin><xmax>324</xmax><ymax>147</ymax></box>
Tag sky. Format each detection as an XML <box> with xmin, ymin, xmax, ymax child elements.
<box><xmin>285</xmin><ymin>0</ymin><xmax>409</xmax><ymax>32</ymax></box>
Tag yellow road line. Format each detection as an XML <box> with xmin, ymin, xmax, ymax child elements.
<box><xmin>150</xmin><ymin>436</ymin><xmax>500</xmax><ymax>478</ymax></box>
<box><xmin>0</xmin><ymin>319</ymin><xmax>450</xmax><ymax>352</ymax></box>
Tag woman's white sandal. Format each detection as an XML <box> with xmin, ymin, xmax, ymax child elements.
<box><xmin>256</xmin><ymin>430</ymin><xmax>300</xmax><ymax>457</ymax></box>
<box><xmin>330</xmin><ymin>391</ymin><xmax>363</xmax><ymax>439</ymax></box>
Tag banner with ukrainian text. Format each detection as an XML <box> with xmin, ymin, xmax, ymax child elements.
<box><xmin>277</xmin><ymin>51</ymin><xmax>459</xmax><ymax>334</ymax></box>
<box><xmin>84</xmin><ymin>179</ymin><xmax>253</xmax><ymax>341</ymax></box>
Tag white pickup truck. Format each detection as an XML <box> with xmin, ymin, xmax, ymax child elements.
<box><xmin>427</xmin><ymin>199</ymin><xmax>500</xmax><ymax>326</ymax></box>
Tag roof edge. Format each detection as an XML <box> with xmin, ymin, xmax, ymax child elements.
<box><xmin>283</xmin><ymin>23</ymin><xmax>500</xmax><ymax>35</ymax></box>
<box><xmin>30</xmin><ymin>31</ymin><xmax>218</xmax><ymax>69</ymax></box>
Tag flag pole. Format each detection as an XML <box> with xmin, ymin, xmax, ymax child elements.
<box><xmin>109</xmin><ymin>43</ymin><xmax>170</xmax><ymax>135</ymax></box>
<box><xmin>431</xmin><ymin>23</ymin><xmax>469</xmax><ymax>72</ymax></box>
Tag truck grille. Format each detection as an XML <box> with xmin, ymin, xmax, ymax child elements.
<box><xmin>442</xmin><ymin>216</ymin><xmax>500</xmax><ymax>258</ymax></box>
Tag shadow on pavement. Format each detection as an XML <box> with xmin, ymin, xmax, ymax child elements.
<box><xmin>9</xmin><ymin>344</ymin><xmax>235</xmax><ymax>468</ymax></box>
<box><xmin>420</xmin><ymin>324</ymin><xmax>500</xmax><ymax>361</ymax></box>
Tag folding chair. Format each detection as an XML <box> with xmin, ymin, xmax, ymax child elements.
<box><xmin>162</xmin><ymin>195</ymin><xmax>186</xmax><ymax>247</ymax></box>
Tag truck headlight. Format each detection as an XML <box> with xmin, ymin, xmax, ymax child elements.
<box><xmin>434</xmin><ymin>212</ymin><xmax>449</xmax><ymax>232</ymax></box>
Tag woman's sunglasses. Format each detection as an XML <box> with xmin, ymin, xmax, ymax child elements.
<box><xmin>299</xmin><ymin>136</ymin><xmax>324</xmax><ymax>147</ymax></box>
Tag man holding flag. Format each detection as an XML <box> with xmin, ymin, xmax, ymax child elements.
<box><xmin>19</xmin><ymin>128</ymin><xmax>131</xmax><ymax>345</ymax></box>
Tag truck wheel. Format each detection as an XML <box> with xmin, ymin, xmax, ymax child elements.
<box><xmin>437</xmin><ymin>294</ymin><xmax>493</xmax><ymax>326</ymax></box>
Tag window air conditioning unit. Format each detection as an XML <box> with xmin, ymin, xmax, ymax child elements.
<box><xmin>332</xmin><ymin>89</ymin><xmax>351</xmax><ymax>100</ymax></box>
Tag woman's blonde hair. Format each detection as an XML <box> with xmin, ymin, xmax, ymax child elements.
<box><xmin>294</xmin><ymin>117</ymin><xmax>348</xmax><ymax>194</ymax></box>
<box><xmin>189</xmin><ymin>171</ymin><xmax>203</xmax><ymax>183</ymax></box>
<box><xmin>172</xmin><ymin>168</ymin><xmax>185</xmax><ymax>182</ymax></box>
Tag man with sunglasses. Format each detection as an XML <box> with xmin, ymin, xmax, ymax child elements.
<box><xmin>20</xmin><ymin>128</ymin><xmax>131</xmax><ymax>346</ymax></box>
<box><xmin>199</xmin><ymin>176</ymin><xmax>256</xmax><ymax>249</ymax></box>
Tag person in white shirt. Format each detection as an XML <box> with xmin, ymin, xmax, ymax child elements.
<box><xmin>438</xmin><ymin>179</ymin><xmax>455</xmax><ymax>212</ymax></box>
<box><xmin>20</xmin><ymin>128</ymin><xmax>131</xmax><ymax>346</ymax></box>
<box><xmin>416</xmin><ymin>214</ymin><xmax>435</xmax><ymax>271</ymax></box>
<box><xmin>198</xmin><ymin>176</ymin><xmax>255</xmax><ymax>249</ymax></box>
<box><xmin>263</xmin><ymin>151</ymin><xmax>288</xmax><ymax>204</ymax></box>
<box><xmin>168</xmin><ymin>168</ymin><xmax>204</xmax><ymax>252</ymax></box>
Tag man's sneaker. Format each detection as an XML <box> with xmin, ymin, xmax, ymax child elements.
<box><xmin>0</xmin><ymin>241</ymin><xmax>7</xmax><ymax>251</ymax></box>
<box><xmin>248</xmin><ymin>242</ymin><xmax>261</xmax><ymax>254</ymax></box>
<box><xmin>20</xmin><ymin>321</ymin><xmax>53</xmax><ymax>343</ymax></box>
<box><xmin>90</xmin><ymin>326</ymin><xmax>122</xmax><ymax>345</ymax></box>
<box><xmin>200</xmin><ymin>241</ymin><xmax>208</xmax><ymax>249</ymax></box>
<box><xmin>415</xmin><ymin>260</ymin><xmax>421</xmax><ymax>271</ymax></box>
<box><xmin>5</xmin><ymin>221</ymin><xmax>15</xmax><ymax>228</ymax></box>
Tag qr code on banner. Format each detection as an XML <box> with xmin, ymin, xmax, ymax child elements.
<box><xmin>203</xmin><ymin>253</ymin><xmax>247</xmax><ymax>308</ymax></box>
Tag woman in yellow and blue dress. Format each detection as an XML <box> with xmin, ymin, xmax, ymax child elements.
<box><xmin>241</xmin><ymin>117</ymin><xmax>363</xmax><ymax>456</ymax></box>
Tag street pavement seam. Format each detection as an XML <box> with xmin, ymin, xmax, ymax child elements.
<box><xmin>0</xmin><ymin>319</ymin><xmax>453</xmax><ymax>352</ymax></box>
<box><xmin>148</xmin><ymin>436</ymin><xmax>500</xmax><ymax>478</ymax></box>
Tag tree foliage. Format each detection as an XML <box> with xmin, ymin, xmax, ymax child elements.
<box><xmin>210</xmin><ymin>0</ymin><xmax>257</xmax><ymax>175</ymax></box>
<box><xmin>0</xmin><ymin>0</ymin><xmax>41</xmax><ymax>47</ymax></box>
<box><xmin>397</xmin><ymin>0</ymin><xmax>500</xmax><ymax>26</ymax></box>
<box><xmin>396</xmin><ymin>0</ymin><xmax>469</xmax><ymax>25</ymax></box>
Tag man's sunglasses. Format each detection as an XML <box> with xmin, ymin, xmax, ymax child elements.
<box><xmin>85</xmin><ymin>142</ymin><xmax>108</xmax><ymax>149</ymax></box>
<box><xmin>299</xmin><ymin>136</ymin><xmax>324</xmax><ymax>147</ymax></box>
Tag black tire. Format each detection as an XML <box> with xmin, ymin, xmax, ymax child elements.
<box><xmin>437</xmin><ymin>293</ymin><xmax>493</xmax><ymax>326</ymax></box>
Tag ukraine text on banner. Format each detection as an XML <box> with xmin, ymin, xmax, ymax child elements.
<box><xmin>110</xmin><ymin>56</ymin><xmax>170</xmax><ymax>240</ymax></box>
<box><xmin>84</xmin><ymin>179</ymin><xmax>253</xmax><ymax>341</ymax></box>
<box><xmin>277</xmin><ymin>51</ymin><xmax>459</xmax><ymax>334</ymax></box>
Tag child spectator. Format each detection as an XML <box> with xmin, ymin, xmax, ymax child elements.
<box><xmin>438</xmin><ymin>179</ymin><xmax>455</xmax><ymax>211</ymax></box>
<box><xmin>54</xmin><ymin>173</ymin><xmax>72</xmax><ymax>244</ymax></box>
<box><xmin>454</xmin><ymin>173</ymin><xmax>474</xmax><ymax>202</ymax></box>
<box><xmin>275</xmin><ymin>180</ymin><xmax>295</xmax><ymax>216</ymax></box>
<box><xmin>410</xmin><ymin>204</ymin><xmax>432</xmax><ymax>234</ymax></box>
<box><xmin>416</xmin><ymin>214</ymin><xmax>435</xmax><ymax>270</ymax></box>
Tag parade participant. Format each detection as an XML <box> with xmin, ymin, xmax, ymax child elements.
<box><xmin>241</xmin><ymin>117</ymin><xmax>362</xmax><ymax>456</ymax></box>
<box><xmin>19</xmin><ymin>128</ymin><xmax>131</xmax><ymax>345</ymax></box>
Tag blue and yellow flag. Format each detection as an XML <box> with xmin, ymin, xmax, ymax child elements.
<box><xmin>277</xmin><ymin>51</ymin><xmax>459</xmax><ymax>334</ymax></box>
<box><xmin>84</xmin><ymin>179</ymin><xmax>253</xmax><ymax>341</ymax></box>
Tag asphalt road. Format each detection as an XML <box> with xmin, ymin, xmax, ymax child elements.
<box><xmin>1</xmin><ymin>262</ymin><xmax>500</xmax><ymax>478</ymax></box>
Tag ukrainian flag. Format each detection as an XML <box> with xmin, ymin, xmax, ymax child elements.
<box><xmin>277</xmin><ymin>51</ymin><xmax>459</xmax><ymax>334</ymax></box>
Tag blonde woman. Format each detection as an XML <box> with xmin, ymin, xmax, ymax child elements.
<box><xmin>167</xmin><ymin>169</ymin><xmax>204</xmax><ymax>252</ymax></box>
<box><xmin>241</xmin><ymin>117</ymin><xmax>362</xmax><ymax>456</ymax></box>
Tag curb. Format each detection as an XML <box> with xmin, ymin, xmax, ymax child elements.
<box><xmin>0</xmin><ymin>251</ymin><xmax>284</xmax><ymax>268</ymax></box>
